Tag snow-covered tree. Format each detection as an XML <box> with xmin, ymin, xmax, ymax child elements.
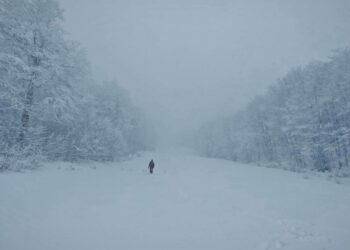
<box><xmin>195</xmin><ymin>48</ymin><xmax>350</xmax><ymax>175</ymax></box>
<box><xmin>0</xmin><ymin>0</ymin><xmax>153</xmax><ymax>170</ymax></box>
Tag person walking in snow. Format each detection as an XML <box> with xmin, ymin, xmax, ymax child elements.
<box><xmin>148</xmin><ymin>159</ymin><xmax>155</xmax><ymax>174</ymax></box>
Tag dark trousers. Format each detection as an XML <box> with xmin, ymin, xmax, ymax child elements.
<box><xmin>149</xmin><ymin>167</ymin><xmax>154</xmax><ymax>174</ymax></box>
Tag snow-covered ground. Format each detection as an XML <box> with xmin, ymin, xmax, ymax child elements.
<box><xmin>1</xmin><ymin>149</ymin><xmax>350</xmax><ymax>250</ymax></box>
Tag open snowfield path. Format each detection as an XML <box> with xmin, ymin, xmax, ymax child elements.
<box><xmin>1</xmin><ymin>149</ymin><xmax>350</xmax><ymax>250</ymax></box>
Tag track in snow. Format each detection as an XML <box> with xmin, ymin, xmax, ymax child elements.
<box><xmin>1</xmin><ymin>149</ymin><xmax>350</xmax><ymax>250</ymax></box>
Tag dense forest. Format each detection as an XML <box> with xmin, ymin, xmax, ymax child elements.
<box><xmin>0</xmin><ymin>0</ymin><xmax>153</xmax><ymax>170</ymax></box>
<box><xmin>195</xmin><ymin>48</ymin><xmax>350</xmax><ymax>175</ymax></box>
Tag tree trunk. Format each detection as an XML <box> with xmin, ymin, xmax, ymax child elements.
<box><xmin>17</xmin><ymin>30</ymin><xmax>40</xmax><ymax>150</ymax></box>
<box><xmin>17</xmin><ymin>78</ymin><xmax>34</xmax><ymax>149</ymax></box>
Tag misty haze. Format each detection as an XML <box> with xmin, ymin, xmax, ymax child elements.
<box><xmin>1</xmin><ymin>0</ymin><xmax>350</xmax><ymax>249</ymax></box>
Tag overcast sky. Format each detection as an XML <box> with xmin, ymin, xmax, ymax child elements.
<box><xmin>58</xmin><ymin>0</ymin><xmax>350</xmax><ymax>145</ymax></box>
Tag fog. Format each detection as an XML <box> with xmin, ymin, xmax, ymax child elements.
<box><xmin>58</xmin><ymin>0</ymin><xmax>350</xmax><ymax>146</ymax></box>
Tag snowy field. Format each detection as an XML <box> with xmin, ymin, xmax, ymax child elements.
<box><xmin>1</xmin><ymin>150</ymin><xmax>350</xmax><ymax>250</ymax></box>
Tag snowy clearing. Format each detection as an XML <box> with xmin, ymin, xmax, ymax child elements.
<box><xmin>1</xmin><ymin>150</ymin><xmax>350</xmax><ymax>250</ymax></box>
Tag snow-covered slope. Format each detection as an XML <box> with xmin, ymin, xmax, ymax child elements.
<box><xmin>1</xmin><ymin>150</ymin><xmax>350</xmax><ymax>250</ymax></box>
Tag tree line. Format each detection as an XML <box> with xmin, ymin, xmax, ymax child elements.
<box><xmin>194</xmin><ymin>48</ymin><xmax>350</xmax><ymax>175</ymax></box>
<box><xmin>0</xmin><ymin>0</ymin><xmax>154</xmax><ymax>170</ymax></box>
